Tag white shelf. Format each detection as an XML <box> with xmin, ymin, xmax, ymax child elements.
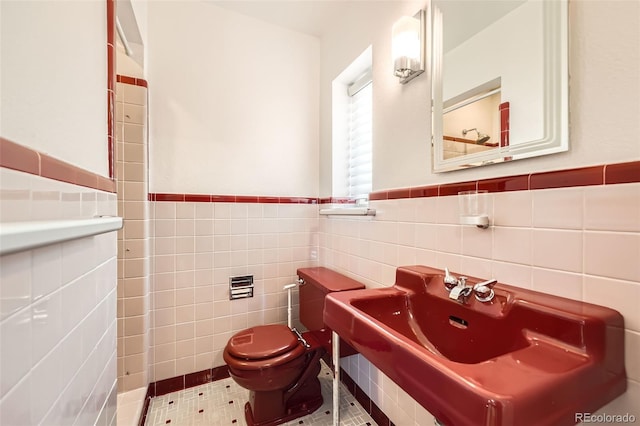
<box><xmin>0</xmin><ymin>216</ymin><xmax>123</xmax><ymax>255</ymax></box>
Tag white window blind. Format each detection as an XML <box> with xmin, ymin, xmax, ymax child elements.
<box><xmin>347</xmin><ymin>72</ymin><xmax>372</xmax><ymax>201</ymax></box>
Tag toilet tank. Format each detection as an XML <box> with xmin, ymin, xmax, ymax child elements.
<box><xmin>297</xmin><ymin>267</ymin><xmax>365</xmax><ymax>355</ymax></box>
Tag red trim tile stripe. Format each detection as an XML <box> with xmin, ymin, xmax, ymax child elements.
<box><xmin>107</xmin><ymin>0</ymin><xmax>116</xmax><ymax>179</ymax></box>
<box><xmin>318</xmin><ymin>197</ymin><xmax>356</xmax><ymax>204</ymax></box>
<box><xmin>146</xmin><ymin>366</ymin><xmax>230</xmax><ymax>399</ymax></box>
<box><xmin>438</xmin><ymin>181</ymin><xmax>477</xmax><ymax>197</ymax></box>
<box><xmin>150</xmin><ymin>193</ymin><xmax>319</xmax><ymax>204</ymax></box>
<box><xmin>605</xmin><ymin>161</ymin><xmax>640</xmax><ymax>185</ymax></box>
<box><xmin>529</xmin><ymin>165</ymin><xmax>604</xmax><ymax>190</ymax></box>
<box><xmin>117</xmin><ymin>75</ymin><xmax>149</xmax><ymax>88</ymax></box>
<box><xmin>365</xmin><ymin>161</ymin><xmax>640</xmax><ymax>201</ymax></box>
<box><xmin>147</xmin><ymin>161</ymin><xmax>639</xmax><ymax>205</ymax></box>
<box><xmin>0</xmin><ymin>137</ymin><xmax>116</xmax><ymax>193</ymax></box>
<box><xmin>478</xmin><ymin>174</ymin><xmax>529</xmax><ymax>193</ymax></box>
<box><xmin>499</xmin><ymin>102</ymin><xmax>510</xmax><ymax>147</ymax></box>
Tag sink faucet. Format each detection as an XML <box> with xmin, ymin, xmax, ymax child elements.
<box><xmin>444</xmin><ymin>268</ymin><xmax>472</xmax><ymax>303</ymax></box>
<box><xmin>444</xmin><ymin>268</ymin><xmax>497</xmax><ymax>303</ymax></box>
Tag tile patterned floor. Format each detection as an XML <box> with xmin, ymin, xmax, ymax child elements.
<box><xmin>145</xmin><ymin>361</ymin><xmax>376</xmax><ymax>426</ymax></box>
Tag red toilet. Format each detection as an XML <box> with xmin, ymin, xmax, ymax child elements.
<box><xmin>223</xmin><ymin>267</ymin><xmax>364</xmax><ymax>426</ymax></box>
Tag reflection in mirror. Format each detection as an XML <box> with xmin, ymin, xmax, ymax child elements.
<box><xmin>431</xmin><ymin>0</ymin><xmax>568</xmax><ymax>172</ymax></box>
<box><xmin>442</xmin><ymin>78</ymin><xmax>502</xmax><ymax>160</ymax></box>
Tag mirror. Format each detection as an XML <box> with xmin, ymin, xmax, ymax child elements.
<box><xmin>431</xmin><ymin>0</ymin><xmax>568</xmax><ymax>172</ymax></box>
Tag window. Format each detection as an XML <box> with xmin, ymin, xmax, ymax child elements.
<box><xmin>347</xmin><ymin>72</ymin><xmax>372</xmax><ymax>202</ymax></box>
<box><xmin>331</xmin><ymin>46</ymin><xmax>373</xmax><ymax>205</ymax></box>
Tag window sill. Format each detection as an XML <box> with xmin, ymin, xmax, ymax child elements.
<box><xmin>319</xmin><ymin>207</ymin><xmax>376</xmax><ymax>216</ymax></box>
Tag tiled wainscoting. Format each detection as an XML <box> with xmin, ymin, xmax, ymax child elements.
<box><xmin>116</xmin><ymin>77</ymin><xmax>152</xmax><ymax>392</ymax></box>
<box><xmin>143</xmin><ymin>162</ymin><xmax>639</xmax><ymax>425</ymax></box>
<box><xmin>0</xmin><ymin>165</ymin><xmax>118</xmax><ymax>426</ymax></box>
<box><xmin>322</xmin><ymin>177</ymin><xmax>640</xmax><ymax>425</ymax></box>
<box><xmin>147</xmin><ymin>200</ymin><xmax>319</xmax><ymax>383</ymax></box>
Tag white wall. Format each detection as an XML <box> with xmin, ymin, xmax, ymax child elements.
<box><xmin>319</xmin><ymin>0</ymin><xmax>640</xmax><ymax>194</ymax></box>
<box><xmin>319</xmin><ymin>1</ymin><xmax>427</xmax><ymax>195</ymax></box>
<box><xmin>147</xmin><ymin>1</ymin><xmax>320</xmax><ymax>197</ymax></box>
<box><xmin>0</xmin><ymin>0</ymin><xmax>109</xmax><ymax>177</ymax></box>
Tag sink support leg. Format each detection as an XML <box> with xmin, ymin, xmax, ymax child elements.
<box><xmin>332</xmin><ymin>331</ymin><xmax>340</xmax><ymax>426</ymax></box>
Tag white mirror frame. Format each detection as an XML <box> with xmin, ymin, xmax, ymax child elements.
<box><xmin>431</xmin><ymin>0</ymin><xmax>569</xmax><ymax>173</ymax></box>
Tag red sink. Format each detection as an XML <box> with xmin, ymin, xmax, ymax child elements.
<box><xmin>324</xmin><ymin>265</ymin><xmax>626</xmax><ymax>426</ymax></box>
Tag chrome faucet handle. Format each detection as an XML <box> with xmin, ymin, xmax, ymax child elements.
<box><xmin>444</xmin><ymin>268</ymin><xmax>459</xmax><ymax>291</ymax></box>
<box><xmin>473</xmin><ymin>279</ymin><xmax>498</xmax><ymax>302</ymax></box>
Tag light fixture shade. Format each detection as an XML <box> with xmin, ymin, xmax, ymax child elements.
<box><xmin>392</xmin><ymin>11</ymin><xmax>425</xmax><ymax>84</ymax></box>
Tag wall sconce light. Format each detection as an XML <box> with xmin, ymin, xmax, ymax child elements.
<box><xmin>392</xmin><ymin>10</ymin><xmax>426</xmax><ymax>84</ymax></box>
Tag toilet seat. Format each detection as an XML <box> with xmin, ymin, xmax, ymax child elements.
<box><xmin>225</xmin><ymin>324</ymin><xmax>306</xmax><ymax>370</ymax></box>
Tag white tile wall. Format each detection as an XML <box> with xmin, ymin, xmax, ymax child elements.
<box><xmin>148</xmin><ymin>202</ymin><xmax>319</xmax><ymax>381</ymax></box>
<box><xmin>0</xmin><ymin>169</ymin><xmax>118</xmax><ymax>426</ymax></box>
<box><xmin>321</xmin><ymin>183</ymin><xmax>640</xmax><ymax>425</ymax></box>
<box><xmin>116</xmin><ymin>81</ymin><xmax>151</xmax><ymax>393</ymax></box>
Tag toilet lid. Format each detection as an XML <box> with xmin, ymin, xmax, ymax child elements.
<box><xmin>227</xmin><ymin>324</ymin><xmax>300</xmax><ymax>360</ymax></box>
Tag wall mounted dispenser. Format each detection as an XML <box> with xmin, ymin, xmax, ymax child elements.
<box><xmin>458</xmin><ymin>190</ymin><xmax>490</xmax><ymax>229</ymax></box>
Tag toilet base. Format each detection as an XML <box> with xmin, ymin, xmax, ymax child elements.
<box><xmin>244</xmin><ymin>374</ymin><xmax>323</xmax><ymax>426</ymax></box>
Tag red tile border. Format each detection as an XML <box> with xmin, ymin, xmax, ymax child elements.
<box><xmin>150</xmin><ymin>193</ymin><xmax>320</xmax><ymax>204</ymax></box>
<box><xmin>410</xmin><ymin>185</ymin><xmax>439</xmax><ymax>198</ymax></box>
<box><xmin>529</xmin><ymin>165</ymin><xmax>604</xmax><ymax>190</ymax></box>
<box><xmin>184</xmin><ymin>194</ymin><xmax>211</xmax><ymax>202</ymax></box>
<box><xmin>369</xmin><ymin>191</ymin><xmax>388</xmax><ymax>201</ymax></box>
<box><xmin>499</xmin><ymin>102</ymin><xmax>510</xmax><ymax>147</ymax></box>
<box><xmin>438</xmin><ymin>181</ymin><xmax>477</xmax><ymax>197</ymax></box>
<box><xmin>2</xmin><ymin>133</ymin><xmax>637</xmax><ymax>202</ymax></box>
<box><xmin>0</xmin><ymin>137</ymin><xmax>116</xmax><ymax>193</ymax></box>
<box><xmin>154</xmin><ymin>376</ymin><xmax>183</xmax><ymax>397</ymax></box>
<box><xmin>117</xmin><ymin>75</ymin><xmax>149</xmax><ymax>88</ymax></box>
<box><xmin>97</xmin><ymin>175</ymin><xmax>116</xmax><ymax>193</ymax></box>
<box><xmin>184</xmin><ymin>369</ymin><xmax>214</xmax><ymax>388</ymax></box>
<box><xmin>211</xmin><ymin>365</ymin><xmax>231</xmax><ymax>381</ymax></box>
<box><xmin>319</xmin><ymin>197</ymin><xmax>356</xmax><ymax>204</ymax></box>
<box><xmin>258</xmin><ymin>196</ymin><xmax>280</xmax><ymax>204</ymax></box>
<box><xmin>145</xmin><ymin>162</ymin><xmax>639</xmax><ymax>205</ymax></box>
<box><xmin>605</xmin><ymin>161</ymin><xmax>640</xmax><ymax>185</ymax></box>
<box><xmin>235</xmin><ymin>195</ymin><xmax>259</xmax><ymax>203</ymax></box>
<box><xmin>282</xmin><ymin>197</ymin><xmax>319</xmax><ymax>204</ymax></box>
<box><xmin>76</xmin><ymin>167</ymin><xmax>99</xmax><ymax>189</ymax></box>
<box><xmin>40</xmin><ymin>155</ymin><xmax>75</xmax><ymax>185</ymax></box>
<box><xmin>210</xmin><ymin>195</ymin><xmax>237</xmax><ymax>203</ymax></box>
<box><xmin>387</xmin><ymin>188</ymin><xmax>411</xmax><ymax>200</ymax></box>
<box><xmin>0</xmin><ymin>137</ymin><xmax>40</xmax><ymax>175</ymax></box>
<box><xmin>107</xmin><ymin>0</ymin><xmax>116</xmax><ymax>179</ymax></box>
<box><xmin>153</xmin><ymin>193</ymin><xmax>185</xmax><ymax>202</ymax></box>
<box><xmin>147</xmin><ymin>365</ymin><xmax>230</xmax><ymax>399</ymax></box>
<box><xmin>478</xmin><ymin>174</ymin><xmax>529</xmax><ymax>193</ymax></box>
